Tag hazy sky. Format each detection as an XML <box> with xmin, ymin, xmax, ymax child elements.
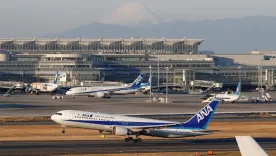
<box><xmin>1</xmin><ymin>0</ymin><xmax>276</xmax><ymax>37</ymax></box>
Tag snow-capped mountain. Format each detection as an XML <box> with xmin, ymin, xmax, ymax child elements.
<box><xmin>98</xmin><ymin>2</ymin><xmax>171</xmax><ymax>27</ymax></box>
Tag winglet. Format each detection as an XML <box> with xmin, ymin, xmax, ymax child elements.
<box><xmin>182</xmin><ymin>100</ymin><xmax>220</xmax><ymax>129</ymax></box>
<box><xmin>235</xmin><ymin>136</ymin><xmax>268</xmax><ymax>156</ymax></box>
<box><xmin>53</xmin><ymin>71</ymin><xmax>59</xmax><ymax>84</ymax></box>
<box><xmin>234</xmin><ymin>81</ymin><xmax>241</xmax><ymax>96</ymax></box>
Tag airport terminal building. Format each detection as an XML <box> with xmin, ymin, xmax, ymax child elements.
<box><xmin>0</xmin><ymin>37</ymin><xmax>275</xmax><ymax>90</ymax></box>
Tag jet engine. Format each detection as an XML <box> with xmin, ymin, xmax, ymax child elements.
<box><xmin>112</xmin><ymin>126</ymin><xmax>132</xmax><ymax>136</ymax></box>
<box><xmin>95</xmin><ymin>92</ymin><xmax>105</xmax><ymax>98</ymax></box>
<box><xmin>25</xmin><ymin>87</ymin><xmax>32</xmax><ymax>93</ymax></box>
<box><xmin>34</xmin><ymin>90</ymin><xmax>39</xmax><ymax>95</ymax></box>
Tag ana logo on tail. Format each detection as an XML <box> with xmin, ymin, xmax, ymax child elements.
<box><xmin>134</xmin><ymin>75</ymin><xmax>143</xmax><ymax>85</ymax></box>
<box><xmin>197</xmin><ymin>105</ymin><xmax>213</xmax><ymax>123</ymax></box>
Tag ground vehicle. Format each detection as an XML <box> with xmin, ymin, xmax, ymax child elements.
<box><xmin>52</xmin><ymin>94</ymin><xmax>64</xmax><ymax>99</ymax></box>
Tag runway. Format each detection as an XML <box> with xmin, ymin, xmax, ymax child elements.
<box><xmin>1</xmin><ymin>138</ymin><xmax>276</xmax><ymax>155</ymax></box>
<box><xmin>1</xmin><ymin>93</ymin><xmax>276</xmax><ymax>117</ymax></box>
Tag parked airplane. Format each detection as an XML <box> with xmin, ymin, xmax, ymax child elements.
<box><xmin>51</xmin><ymin>100</ymin><xmax>220</xmax><ymax>143</ymax></box>
<box><xmin>236</xmin><ymin>136</ymin><xmax>268</xmax><ymax>156</ymax></box>
<box><xmin>25</xmin><ymin>71</ymin><xmax>59</xmax><ymax>95</ymax></box>
<box><xmin>202</xmin><ymin>82</ymin><xmax>241</xmax><ymax>104</ymax></box>
<box><xmin>66</xmin><ymin>74</ymin><xmax>145</xmax><ymax>98</ymax></box>
<box><xmin>140</xmin><ymin>75</ymin><xmax>151</xmax><ymax>93</ymax></box>
<box><xmin>111</xmin><ymin>74</ymin><xmax>150</xmax><ymax>95</ymax></box>
<box><xmin>113</xmin><ymin>75</ymin><xmax>151</xmax><ymax>95</ymax></box>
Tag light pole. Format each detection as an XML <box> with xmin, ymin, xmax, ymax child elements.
<box><xmin>260</xmin><ymin>58</ymin><xmax>263</xmax><ymax>93</ymax></box>
<box><xmin>257</xmin><ymin>65</ymin><xmax>260</xmax><ymax>98</ymax></box>
<box><xmin>258</xmin><ymin>58</ymin><xmax>264</xmax><ymax>98</ymax></box>
<box><xmin>149</xmin><ymin>65</ymin><xmax>152</xmax><ymax>102</ymax></box>
<box><xmin>165</xmin><ymin>66</ymin><xmax>169</xmax><ymax>103</ymax></box>
<box><xmin>20</xmin><ymin>70</ymin><xmax>23</xmax><ymax>82</ymax></box>
<box><xmin>157</xmin><ymin>58</ymin><xmax>160</xmax><ymax>91</ymax></box>
<box><xmin>237</xmin><ymin>66</ymin><xmax>242</xmax><ymax>82</ymax></box>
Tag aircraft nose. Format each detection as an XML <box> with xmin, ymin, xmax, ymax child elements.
<box><xmin>51</xmin><ymin>115</ymin><xmax>56</xmax><ymax>121</ymax></box>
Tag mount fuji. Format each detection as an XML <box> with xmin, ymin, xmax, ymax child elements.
<box><xmin>48</xmin><ymin>2</ymin><xmax>276</xmax><ymax>54</ymax></box>
<box><xmin>98</xmin><ymin>2</ymin><xmax>171</xmax><ymax>27</ymax></box>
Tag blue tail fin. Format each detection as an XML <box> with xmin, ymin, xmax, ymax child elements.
<box><xmin>183</xmin><ymin>100</ymin><xmax>220</xmax><ymax>129</ymax></box>
<box><xmin>234</xmin><ymin>81</ymin><xmax>241</xmax><ymax>95</ymax></box>
<box><xmin>130</xmin><ymin>73</ymin><xmax>145</xmax><ymax>88</ymax></box>
<box><xmin>53</xmin><ymin>71</ymin><xmax>59</xmax><ymax>84</ymax></box>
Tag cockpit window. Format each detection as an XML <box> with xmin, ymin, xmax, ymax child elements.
<box><xmin>55</xmin><ymin>113</ymin><xmax>62</xmax><ymax>115</ymax></box>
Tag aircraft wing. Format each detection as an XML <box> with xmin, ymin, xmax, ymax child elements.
<box><xmin>93</xmin><ymin>89</ymin><xmax>119</xmax><ymax>95</ymax></box>
<box><xmin>102</xmin><ymin>90</ymin><xmax>114</xmax><ymax>94</ymax></box>
<box><xmin>126</xmin><ymin>123</ymin><xmax>181</xmax><ymax>130</ymax></box>
<box><xmin>103</xmin><ymin>88</ymin><xmax>127</xmax><ymax>93</ymax></box>
<box><xmin>235</xmin><ymin>136</ymin><xmax>268</xmax><ymax>156</ymax></box>
<box><xmin>140</xmin><ymin>129</ymin><xmax>216</xmax><ymax>137</ymax></box>
<box><xmin>166</xmin><ymin>130</ymin><xmax>215</xmax><ymax>136</ymax></box>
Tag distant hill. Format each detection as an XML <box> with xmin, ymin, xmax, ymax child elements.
<box><xmin>49</xmin><ymin>16</ymin><xmax>276</xmax><ymax>54</ymax></box>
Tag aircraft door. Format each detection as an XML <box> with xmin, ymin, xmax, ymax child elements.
<box><xmin>69</xmin><ymin>114</ymin><xmax>73</xmax><ymax>120</ymax></box>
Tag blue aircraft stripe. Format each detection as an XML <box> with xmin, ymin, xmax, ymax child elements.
<box><xmin>66</xmin><ymin>119</ymin><xmax>174</xmax><ymax>127</ymax></box>
<box><xmin>66</xmin><ymin>119</ymin><xmax>204</xmax><ymax>130</ymax></box>
<box><xmin>76</xmin><ymin>87</ymin><xmax>139</xmax><ymax>94</ymax></box>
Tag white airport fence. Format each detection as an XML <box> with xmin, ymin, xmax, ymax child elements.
<box><xmin>146</xmin><ymin>97</ymin><xmax>170</xmax><ymax>103</ymax></box>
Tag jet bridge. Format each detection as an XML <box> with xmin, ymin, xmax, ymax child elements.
<box><xmin>0</xmin><ymin>81</ymin><xmax>24</xmax><ymax>89</ymax></box>
<box><xmin>190</xmin><ymin>80</ymin><xmax>223</xmax><ymax>94</ymax></box>
<box><xmin>5</xmin><ymin>86</ymin><xmax>15</xmax><ymax>94</ymax></box>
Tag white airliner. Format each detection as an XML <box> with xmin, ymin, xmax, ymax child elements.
<box><xmin>51</xmin><ymin>100</ymin><xmax>220</xmax><ymax>143</ymax></box>
<box><xmin>66</xmin><ymin>74</ymin><xmax>145</xmax><ymax>98</ymax></box>
<box><xmin>236</xmin><ymin>136</ymin><xmax>268</xmax><ymax>156</ymax></box>
<box><xmin>202</xmin><ymin>82</ymin><xmax>241</xmax><ymax>104</ymax></box>
<box><xmin>25</xmin><ymin>71</ymin><xmax>59</xmax><ymax>95</ymax></box>
<box><xmin>112</xmin><ymin>75</ymin><xmax>150</xmax><ymax>95</ymax></box>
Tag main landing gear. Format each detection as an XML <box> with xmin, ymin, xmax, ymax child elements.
<box><xmin>61</xmin><ymin>126</ymin><xmax>66</xmax><ymax>134</ymax></box>
<box><xmin>124</xmin><ymin>135</ymin><xmax>142</xmax><ymax>143</ymax></box>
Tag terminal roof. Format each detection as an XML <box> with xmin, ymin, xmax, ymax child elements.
<box><xmin>0</xmin><ymin>38</ymin><xmax>204</xmax><ymax>46</ymax></box>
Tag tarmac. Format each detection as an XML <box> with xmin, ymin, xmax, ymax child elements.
<box><xmin>1</xmin><ymin>138</ymin><xmax>276</xmax><ymax>156</ymax></box>
<box><xmin>0</xmin><ymin>93</ymin><xmax>276</xmax><ymax>117</ymax></box>
<box><xmin>1</xmin><ymin>93</ymin><xmax>276</xmax><ymax>155</ymax></box>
